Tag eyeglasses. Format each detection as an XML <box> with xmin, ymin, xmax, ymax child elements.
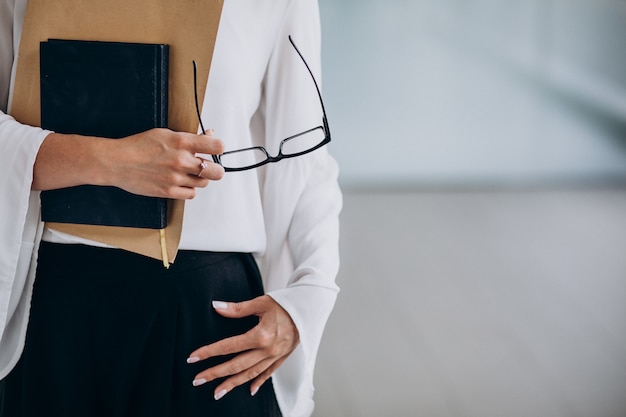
<box><xmin>193</xmin><ymin>35</ymin><xmax>331</xmax><ymax>172</ymax></box>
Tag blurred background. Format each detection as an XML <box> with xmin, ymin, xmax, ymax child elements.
<box><xmin>311</xmin><ymin>1</ymin><xmax>626</xmax><ymax>416</ymax></box>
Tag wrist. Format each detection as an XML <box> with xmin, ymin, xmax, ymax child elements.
<box><xmin>87</xmin><ymin>135</ymin><xmax>119</xmax><ymax>187</ymax></box>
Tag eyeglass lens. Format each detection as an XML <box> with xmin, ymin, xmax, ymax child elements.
<box><xmin>219</xmin><ymin>126</ymin><xmax>326</xmax><ymax>170</ymax></box>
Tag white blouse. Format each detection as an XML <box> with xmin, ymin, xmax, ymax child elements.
<box><xmin>0</xmin><ymin>1</ymin><xmax>342</xmax><ymax>416</ymax></box>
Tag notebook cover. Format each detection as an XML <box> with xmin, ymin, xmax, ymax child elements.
<box><xmin>39</xmin><ymin>39</ymin><xmax>169</xmax><ymax>229</ymax></box>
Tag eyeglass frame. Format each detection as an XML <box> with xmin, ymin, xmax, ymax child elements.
<box><xmin>193</xmin><ymin>35</ymin><xmax>331</xmax><ymax>172</ymax></box>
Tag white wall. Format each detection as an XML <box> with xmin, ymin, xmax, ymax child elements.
<box><xmin>319</xmin><ymin>0</ymin><xmax>626</xmax><ymax>187</ymax></box>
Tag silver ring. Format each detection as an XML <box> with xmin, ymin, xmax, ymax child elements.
<box><xmin>197</xmin><ymin>160</ymin><xmax>209</xmax><ymax>177</ymax></box>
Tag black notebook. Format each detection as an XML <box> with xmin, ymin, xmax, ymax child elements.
<box><xmin>40</xmin><ymin>39</ymin><xmax>169</xmax><ymax>229</ymax></box>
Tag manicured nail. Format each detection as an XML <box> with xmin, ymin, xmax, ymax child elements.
<box><xmin>214</xmin><ymin>389</ymin><xmax>228</xmax><ymax>400</ymax></box>
<box><xmin>187</xmin><ymin>356</ymin><xmax>200</xmax><ymax>364</ymax></box>
<box><xmin>192</xmin><ymin>378</ymin><xmax>207</xmax><ymax>387</ymax></box>
<box><xmin>251</xmin><ymin>386</ymin><xmax>259</xmax><ymax>397</ymax></box>
<box><xmin>212</xmin><ymin>300</ymin><xmax>228</xmax><ymax>310</ymax></box>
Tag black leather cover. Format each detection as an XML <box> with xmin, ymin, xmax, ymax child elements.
<box><xmin>40</xmin><ymin>39</ymin><xmax>169</xmax><ymax>229</ymax></box>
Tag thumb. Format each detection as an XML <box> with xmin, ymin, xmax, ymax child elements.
<box><xmin>212</xmin><ymin>296</ymin><xmax>266</xmax><ymax>318</ymax></box>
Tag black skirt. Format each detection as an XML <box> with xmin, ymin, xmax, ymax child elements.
<box><xmin>0</xmin><ymin>242</ymin><xmax>282</xmax><ymax>417</ymax></box>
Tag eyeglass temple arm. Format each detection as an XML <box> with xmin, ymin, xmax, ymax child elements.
<box><xmin>193</xmin><ymin>60</ymin><xmax>220</xmax><ymax>163</ymax></box>
<box><xmin>288</xmin><ymin>35</ymin><xmax>330</xmax><ymax>137</ymax></box>
<box><xmin>193</xmin><ymin>61</ymin><xmax>205</xmax><ymax>134</ymax></box>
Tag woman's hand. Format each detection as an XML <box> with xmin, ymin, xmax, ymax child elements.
<box><xmin>187</xmin><ymin>295</ymin><xmax>300</xmax><ymax>400</ymax></box>
<box><xmin>33</xmin><ymin>128</ymin><xmax>224</xmax><ymax>199</ymax></box>
<box><xmin>105</xmin><ymin>128</ymin><xmax>224</xmax><ymax>199</ymax></box>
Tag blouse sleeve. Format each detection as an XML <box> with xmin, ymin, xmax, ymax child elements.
<box><xmin>0</xmin><ymin>0</ymin><xmax>50</xmax><ymax>378</ymax></box>
<box><xmin>254</xmin><ymin>0</ymin><xmax>343</xmax><ymax>416</ymax></box>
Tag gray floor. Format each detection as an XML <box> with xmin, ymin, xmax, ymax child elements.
<box><xmin>312</xmin><ymin>188</ymin><xmax>626</xmax><ymax>417</ymax></box>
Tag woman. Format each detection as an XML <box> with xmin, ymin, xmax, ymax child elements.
<box><xmin>0</xmin><ymin>0</ymin><xmax>341</xmax><ymax>416</ymax></box>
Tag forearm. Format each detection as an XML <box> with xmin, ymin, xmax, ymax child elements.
<box><xmin>32</xmin><ymin>132</ymin><xmax>111</xmax><ymax>191</ymax></box>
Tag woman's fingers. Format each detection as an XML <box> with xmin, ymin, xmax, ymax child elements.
<box><xmin>212</xmin><ymin>358</ymin><xmax>276</xmax><ymax>400</ymax></box>
<box><xmin>193</xmin><ymin>131</ymin><xmax>224</xmax><ymax>156</ymax></box>
<box><xmin>248</xmin><ymin>357</ymin><xmax>288</xmax><ymax>397</ymax></box>
<box><xmin>190</xmin><ymin>350</ymin><xmax>271</xmax><ymax>386</ymax></box>
<box><xmin>193</xmin><ymin>157</ymin><xmax>224</xmax><ymax>180</ymax></box>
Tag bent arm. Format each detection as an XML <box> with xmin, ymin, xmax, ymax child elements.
<box><xmin>32</xmin><ymin>129</ymin><xmax>225</xmax><ymax>200</ymax></box>
<box><xmin>1</xmin><ymin>4</ymin><xmax>224</xmax><ymax>201</ymax></box>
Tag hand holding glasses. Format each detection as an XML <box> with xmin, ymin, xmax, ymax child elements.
<box><xmin>193</xmin><ymin>35</ymin><xmax>331</xmax><ymax>172</ymax></box>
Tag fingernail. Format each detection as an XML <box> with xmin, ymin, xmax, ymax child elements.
<box><xmin>187</xmin><ymin>356</ymin><xmax>200</xmax><ymax>364</ymax></box>
<box><xmin>208</xmin><ymin>128</ymin><xmax>215</xmax><ymax>136</ymax></box>
<box><xmin>192</xmin><ymin>378</ymin><xmax>207</xmax><ymax>387</ymax></box>
<box><xmin>214</xmin><ymin>389</ymin><xmax>228</xmax><ymax>400</ymax></box>
<box><xmin>212</xmin><ymin>300</ymin><xmax>228</xmax><ymax>310</ymax></box>
<box><xmin>251</xmin><ymin>386</ymin><xmax>259</xmax><ymax>397</ymax></box>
